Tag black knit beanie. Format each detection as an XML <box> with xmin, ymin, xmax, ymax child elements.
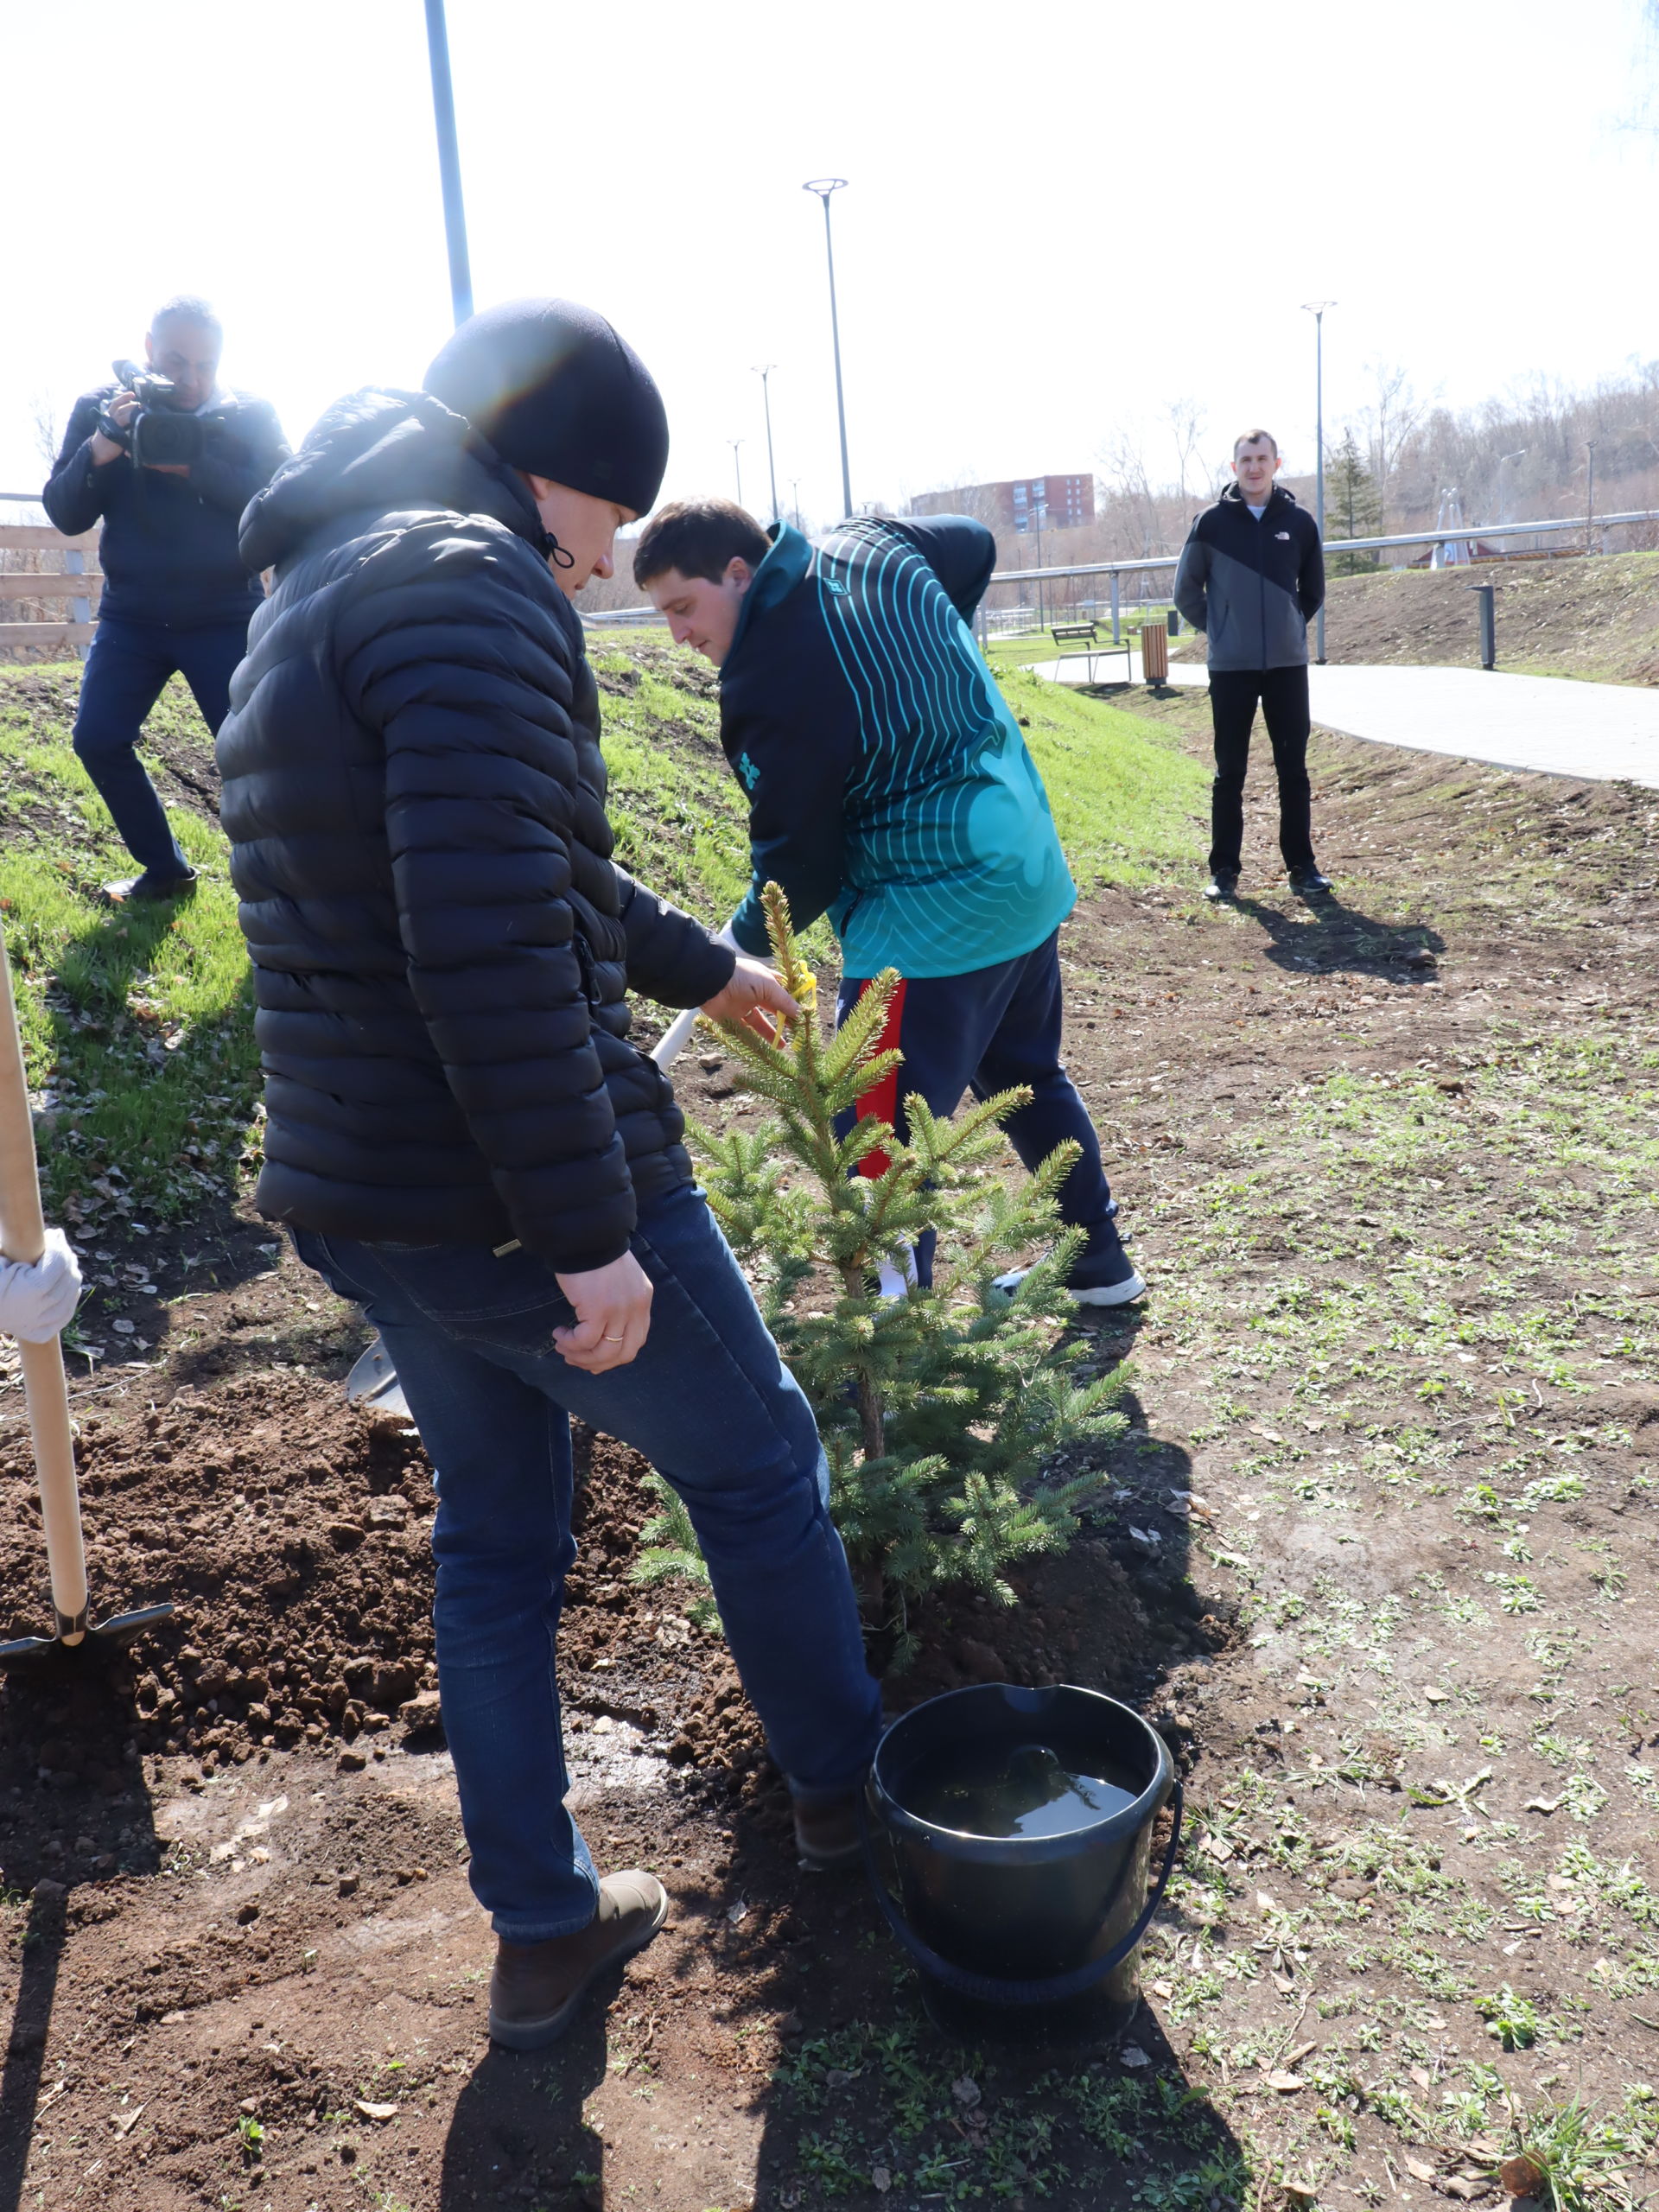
<box><xmin>424</xmin><ymin>297</ymin><xmax>669</xmax><ymax>517</ymax></box>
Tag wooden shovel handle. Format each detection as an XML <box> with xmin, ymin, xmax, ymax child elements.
<box><xmin>0</xmin><ymin>929</ymin><xmax>89</xmax><ymax>1643</ymax></box>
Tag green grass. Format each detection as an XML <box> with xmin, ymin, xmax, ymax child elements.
<box><xmin>996</xmin><ymin>661</ymin><xmax>1207</xmax><ymax>887</ymax></box>
<box><xmin>0</xmin><ymin>669</ymin><xmax>258</xmax><ymax>1229</ymax></box>
<box><xmin>588</xmin><ymin>644</ymin><xmax>752</xmax><ymax>926</ymax></box>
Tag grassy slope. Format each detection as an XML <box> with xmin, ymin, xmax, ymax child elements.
<box><xmin>0</xmin><ymin>636</ymin><xmax>1202</xmax><ymax>1227</ymax></box>
<box><xmin>1295</xmin><ymin>551</ymin><xmax>1659</xmax><ymax>684</ymax></box>
<box><xmin>0</xmin><ymin>674</ymin><xmax>257</xmax><ymax>1232</ymax></box>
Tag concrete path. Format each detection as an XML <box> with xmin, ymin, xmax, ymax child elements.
<box><xmin>1027</xmin><ymin>652</ymin><xmax>1659</xmax><ymax>788</ymax></box>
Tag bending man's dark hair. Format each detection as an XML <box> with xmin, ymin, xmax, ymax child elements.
<box><xmin>633</xmin><ymin>498</ymin><xmax>772</xmax><ymax>588</ymax></box>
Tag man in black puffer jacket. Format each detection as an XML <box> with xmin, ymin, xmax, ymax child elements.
<box><xmin>218</xmin><ymin>300</ymin><xmax>882</xmax><ymax>2051</ymax></box>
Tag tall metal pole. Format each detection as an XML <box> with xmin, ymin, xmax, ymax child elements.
<box><xmin>804</xmin><ymin>179</ymin><xmax>852</xmax><ymax>518</ymax></box>
<box><xmin>729</xmin><ymin>440</ymin><xmax>745</xmax><ymax>507</ymax></box>
<box><xmin>790</xmin><ymin>478</ymin><xmax>802</xmax><ymax>531</ymax></box>
<box><xmin>1586</xmin><ymin>440</ymin><xmax>1598</xmax><ymax>553</ymax></box>
<box><xmin>753</xmin><ymin>366</ymin><xmax>779</xmax><ymax>522</ymax></box>
<box><xmin>424</xmin><ymin>0</ymin><xmax>474</xmax><ymax>327</ymax></box>
<box><xmin>1302</xmin><ymin>301</ymin><xmax>1334</xmax><ymax>664</ymax></box>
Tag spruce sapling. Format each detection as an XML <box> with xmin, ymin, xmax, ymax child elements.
<box><xmin>636</xmin><ymin>883</ymin><xmax>1128</xmax><ymax>1669</ymax></box>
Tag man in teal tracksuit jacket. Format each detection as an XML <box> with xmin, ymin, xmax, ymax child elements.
<box><xmin>635</xmin><ymin>499</ymin><xmax>1142</xmax><ymax>1306</ymax></box>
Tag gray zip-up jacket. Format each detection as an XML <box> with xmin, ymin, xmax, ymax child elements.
<box><xmin>1172</xmin><ymin>482</ymin><xmax>1325</xmax><ymax>671</ymax></box>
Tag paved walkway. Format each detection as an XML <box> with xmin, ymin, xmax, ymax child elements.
<box><xmin>1027</xmin><ymin>652</ymin><xmax>1659</xmax><ymax>788</ymax></box>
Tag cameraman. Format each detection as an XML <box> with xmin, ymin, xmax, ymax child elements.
<box><xmin>42</xmin><ymin>296</ymin><xmax>289</xmax><ymax>902</ymax></box>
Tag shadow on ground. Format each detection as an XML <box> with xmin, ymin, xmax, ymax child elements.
<box><xmin>439</xmin><ymin>2012</ymin><xmax>609</xmax><ymax>2209</ymax></box>
<box><xmin>0</xmin><ymin>1660</ymin><xmax>158</xmax><ymax>2212</ymax></box>
<box><xmin>1232</xmin><ymin>884</ymin><xmax>1446</xmax><ymax>978</ymax></box>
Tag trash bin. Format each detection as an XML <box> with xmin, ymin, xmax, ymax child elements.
<box><xmin>1141</xmin><ymin>621</ymin><xmax>1169</xmax><ymax>684</ymax></box>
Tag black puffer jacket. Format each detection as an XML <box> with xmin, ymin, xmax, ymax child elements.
<box><xmin>218</xmin><ymin>388</ymin><xmax>734</xmax><ymax>1274</ymax></box>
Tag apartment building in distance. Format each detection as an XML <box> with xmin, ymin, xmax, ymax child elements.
<box><xmin>909</xmin><ymin>473</ymin><xmax>1096</xmax><ymax>534</ymax></box>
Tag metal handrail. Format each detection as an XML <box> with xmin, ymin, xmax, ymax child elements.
<box><xmin>989</xmin><ymin>507</ymin><xmax>1659</xmax><ymax>586</ymax></box>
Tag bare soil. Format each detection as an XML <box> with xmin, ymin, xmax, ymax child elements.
<box><xmin>0</xmin><ymin>687</ymin><xmax>1656</xmax><ymax>2210</ymax></box>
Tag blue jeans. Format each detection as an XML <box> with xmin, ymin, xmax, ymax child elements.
<box><xmin>292</xmin><ymin>1182</ymin><xmax>881</xmax><ymax>1942</ymax></box>
<box><xmin>73</xmin><ymin>614</ymin><xmax>248</xmax><ymax>874</ymax></box>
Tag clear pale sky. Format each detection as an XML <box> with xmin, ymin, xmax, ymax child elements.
<box><xmin>3</xmin><ymin>0</ymin><xmax>1655</xmax><ymax>519</ymax></box>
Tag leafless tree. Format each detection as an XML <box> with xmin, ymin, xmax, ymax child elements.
<box><xmin>29</xmin><ymin>392</ymin><xmax>61</xmax><ymax>473</ymax></box>
<box><xmin>1361</xmin><ymin>361</ymin><xmax>1433</xmax><ymax>524</ymax></box>
<box><xmin>1165</xmin><ymin>397</ymin><xmax>1208</xmax><ymax>506</ymax></box>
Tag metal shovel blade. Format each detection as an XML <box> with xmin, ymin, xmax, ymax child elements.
<box><xmin>346</xmin><ymin>1332</ymin><xmax>411</xmax><ymax>1422</ymax></box>
<box><xmin>0</xmin><ymin>1599</ymin><xmax>175</xmax><ymax>1667</ymax></box>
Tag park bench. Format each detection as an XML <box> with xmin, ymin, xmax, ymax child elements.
<box><xmin>1047</xmin><ymin>620</ymin><xmax>1131</xmax><ymax>688</ymax></box>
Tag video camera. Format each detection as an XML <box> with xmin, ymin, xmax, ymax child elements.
<box><xmin>97</xmin><ymin>359</ymin><xmax>204</xmax><ymax>468</ymax></box>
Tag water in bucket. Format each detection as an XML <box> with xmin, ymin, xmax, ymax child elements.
<box><xmin>899</xmin><ymin>1739</ymin><xmax>1140</xmax><ymax>1839</ymax></box>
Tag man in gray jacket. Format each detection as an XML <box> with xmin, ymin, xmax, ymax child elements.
<box><xmin>1173</xmin><ymin>429</ymin><xmax>1329</xmax><ymax>901</ymax></box>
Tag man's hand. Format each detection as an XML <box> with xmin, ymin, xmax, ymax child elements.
<box><xmin>144</xmin><ymin>462</ymin><xmax>191</xmax><ymax>476</ymax></box>
<box><xmin>700</xmin><ymin>956</ymin><xmax>801</xmax><ymax>1043</ymax></box>
<box><xmin>90</xmin><ymin>391</ymin><xmax>137</xmax><ymax>466</ymax></box>
<box><xmin>553</xmin><ymin>1250</ymin><xmax>653</xmax><ymax>1373</ymax></box>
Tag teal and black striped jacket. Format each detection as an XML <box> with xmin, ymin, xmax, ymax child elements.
<box><xmin>717</xmin><ymin>516</ymin><xmax>1075</xmax><ymax>980</ymax></box>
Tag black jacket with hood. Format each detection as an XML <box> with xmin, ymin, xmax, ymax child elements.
<box><xmin>1172</xmin><ymin>481</ymin><xmax>1325</xmax><ymax>672</ymax></box>
<box><xmin>217</xmin><ymin>388</ymin><xmax>735</xmax><ymax>1274</ymax></box>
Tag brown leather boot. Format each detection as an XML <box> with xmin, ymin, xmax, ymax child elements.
<box><xmin>793</xmin><ymin>1791</ymin><xmax>863</xmax><ymax>1871</ymax></box>
<box><xmin>488</xmin><ymin>1871</ymin><xmax>668</xmax><ymax>2050</ymax></box>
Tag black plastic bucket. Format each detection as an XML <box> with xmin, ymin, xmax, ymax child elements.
<box><xmin>861</xmin><ymin>1683</ymin><xmax>1181</xmax><ymax>2045</ymax></box>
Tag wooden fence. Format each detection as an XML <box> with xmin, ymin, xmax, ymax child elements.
<box><xmin>0</xmin><ymin>495</ymin><xmax>99</xmax><ymax>658</ymax></box>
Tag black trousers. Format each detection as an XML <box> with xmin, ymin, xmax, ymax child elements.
<box><xmin>1206</xmin><ymin>664</ymin><xmax>1315</xmax><ymax>876</ymax></box>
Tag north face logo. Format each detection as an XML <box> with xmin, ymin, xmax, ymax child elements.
<box><xmin>1275</xmin><ymin>530</ymin><xmax>1292</xmax><ymax>540</ymax></box>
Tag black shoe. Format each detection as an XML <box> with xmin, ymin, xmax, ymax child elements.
<box><xmin>1287</xmin><ymin>864</ymin><xmax>1332</xmax><ymax>893</ymax></box>
<box><xmin>102</xmin><ymin>867</ymin><xmax>198</xmax><ymax>905</ymax></box>
<box><xmin>1203</xmin><ymin>870</ymin><xmax>1238</xmax><ymax>903</ymax></box>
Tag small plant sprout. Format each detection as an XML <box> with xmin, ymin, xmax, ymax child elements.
<box><xmin>1474</xmin><ymin>1983</ymin><xmax>1541</xmax><ymax>2050</ymax></box>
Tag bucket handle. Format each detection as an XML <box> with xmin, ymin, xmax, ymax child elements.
<box><xmin>858</xmin><ymin>1778</ymin><xmax>1184</xmax><ymax>2009</ymax></box>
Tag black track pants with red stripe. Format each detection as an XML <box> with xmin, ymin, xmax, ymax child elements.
<box><xmin>832</xmin><ymin>929</ymin><xmax>1116</xmax><ymax>1287</ymax></box>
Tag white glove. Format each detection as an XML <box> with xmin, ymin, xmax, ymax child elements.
<box><xmin>0</xmin><ymin>1227</ymin><xmax>84</xmax><ymax>1343</ymax></box>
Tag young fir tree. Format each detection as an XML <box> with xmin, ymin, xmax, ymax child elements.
<box><xmin>633</xmin><ymin>883</ymin><xmax>1128</xmax><ymax>1668</ymax></box>
<box><xmin>1325</xmin><ymin>429</ymin><xmax>1383</xmax><ymax>574</ymax></box>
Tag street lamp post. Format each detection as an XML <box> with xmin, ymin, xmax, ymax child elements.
<box><xmin>423</xmin><ymin>0</ymin><xmax>474</xmax><ymax>327</ymax></box>
<box><xmin>1496</xmin><ymin>448</ymin><xmax>1528</xmax><ymax>527</ymax></box>
<box><xmin>728</xmin><ymin>440</ymin><xmax>745</xmax><ymax>507</ymax></box>
<box><xmin>789</xmin><ymin>478</ymin><xmax>802</xmax><ymax>531</ymax></box>
<box><xmin>1301</xmin><ymin>301</ymin><xmax>1335</xmax><ymax>663</ymax></box>
<box><xmin>803</xmin><ymin>178</ymin><xmax>852</xmax><ymax>518</ymax></box>
<box><xmin>753</xmin><ymin>365</ymin><xmax>779</xmax><ymax>523</ymax></box>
